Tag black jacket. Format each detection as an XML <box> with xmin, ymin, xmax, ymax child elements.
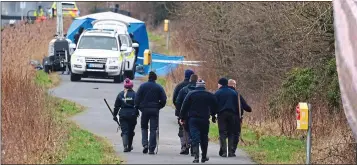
<box><xmin>173</xmin><ymin>79</ymin><xmax>190</xmax><ymax>107</ymax></box>
<box><xmin>113</xmin><ymin>89</ymin><xmax>138</xmax><ymax>117</ymax></box>
<box><xmin>228</xmin><ymin>86</ymin><xmax>252</xmax><ymax>117</ymax></box>
<box><xmin>214</xmin><ymin>85</ymin><xmax>239</xmax><ymax>115</ymax></box>
<box><xmin>135</xmin><ymin>80</ymin><xmax>167</xmax><ymax>110</ymax></box>
<box><xmin>179</xmin><ymin>87</ymin><xmax>218</xmax><ymax>120</ymax></box>
<box><xmin>174</xmin><ymin>82</ymin><xmax>196</xmax><ymax>116</ymax></box>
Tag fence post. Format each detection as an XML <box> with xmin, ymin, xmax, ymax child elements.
<box><xmin>164</xmin><ymin>19</ymin><xmax>169</xmax><ymax>50</ymax></box>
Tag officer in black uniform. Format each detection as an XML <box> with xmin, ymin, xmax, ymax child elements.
<box><xmin>180</xmin><ymin>79</ymin><xmax>218</xmax><ymax>163</ymax></box>
<box><xmin>175</xmin><ymin>74</ymin><xmax>198</xmax><ymax>155</ymax></box>
<box><xmin>214</xmin><ymin>77</ymin><xmax>240</xmax><ymax>157</ymax></box>
<box><xmin>135</xmin><ymin>71</ymin><xmax>167</xmax><ymax>154</ymax></box>
<box><xmin>113</xmin><ymin>78</ymin><xmax>139</xmax><ymax>152</ymax></box>
<box><xmin>227</xmin><ymin>79</ymin><xmax>252</xmax><ymax>156</ymax></box>
<box><xmin>173</xmin><ymin>69</ymin><xmax>194</xmax><ymax>154</ymax></box>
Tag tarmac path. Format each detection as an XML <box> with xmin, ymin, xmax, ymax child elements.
<box><xmin>50</xmin><ymin>75</ymin><xmax>255</xmax><ymax>164</ymax></box>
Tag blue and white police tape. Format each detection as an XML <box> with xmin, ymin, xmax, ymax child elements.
<box><xmin>137</xmin><ymin>57</ymin><xmax>204</xmax><ymax>66</ymax></box>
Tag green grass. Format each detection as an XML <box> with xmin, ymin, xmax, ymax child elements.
<box><xmin>35</xmin><ymin>70</ymin><xmax>53</xmax><ymax>87</ymax></box>
<box><xmin>148</xmin><ymin>31</ymin><xmax>163</xmax><ymax>43</ymax></box>
<box><xmin>35</xmin><ymin>70</ymin><xmax>61</xmax><ymax>88</ymax></box>
<box><xmin>35</xmin><ymin>71</ymin><xmax>121</xmax><ymax>164</ymax></box>
<box><xmin>56</xmin><ymin>99</ymin><xmax>84</xmax><ymax>117</ymax></box>
<box><xmin>157</xmin><ymin>77</ymin><xmax>167</xmax><ymax>87</ymax></box>
<box><xmin>209</xmin><ymin>123</ymin><xmax>305</xmax><ymax>164</ymax></box>
<box><xmin>60</xmin><ymin>124</ymin><xmax>121</xmax><ymax>164</ymax></box>
<box><xmin>147</xmin><ymin>31</ymin><xmax>171</xmax><ymax>55</ymax></box>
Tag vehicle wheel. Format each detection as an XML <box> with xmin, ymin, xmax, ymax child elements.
<box><xmin>70</xmin><ymin>73</ymin><xmax>81</xmax><ymax>82</ymax></box>
<box><xmin>114</xmin><ymin>74</ymin><xmax>124</xmax><ymax>83</ymax></box>
<box><xmin>44</xmin><ymin>65</ymin><xmax>50</xmax><ymax>74</ymax></box>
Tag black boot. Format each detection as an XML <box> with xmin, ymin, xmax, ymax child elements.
<box><xmin>201</xmin><ymin>143</ymin><xmax>209</xmax><ymax>163</ymax></box>
<box><xmin>228</xmin><ymin>136</ymin><xmax>236</xmax><ymax>157</ymax></box>
<box><xmin>180</xmin><ymin>145</ymin><xmax>189</xmax><ymax>155</ymax></box>
<box><xmin>219</xmin><ymin>137</ymin><xmax>227</xmax><ymax>157</ymax></box>
<box><xmin>122</xmin><ymin>135</ymin><xmax>130</xmax><ymax>152</ymax></box>
<box><xmin>192</xmin><ymin>145</ymin><xmax>199</xmax><ymax>163</ymax></box>
<box><xmin>142</xmin><ymin>129</ymin><xmax>149</xmax><ymax>154</ymax></box>
<box><xmin>143</xmin><ymin>145</ymin><xmax>148</xmax><ymax>154</ymax></box>
<box><xmin>128</xmin><ymin>133</ymin><xmax>134</xmax><ymax>152</ymax></box>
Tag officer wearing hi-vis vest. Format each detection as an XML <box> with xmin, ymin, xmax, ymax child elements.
<box><xmin>34</xmin><ymin>6</ymin><xmax>44</xmax><ymax>17</ymax></box>
<box><xmin>34</xmin><ymin>6</ymin><xmax>45</xmax><ymax>22</ymax></box>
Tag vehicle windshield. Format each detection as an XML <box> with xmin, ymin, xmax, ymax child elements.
<box><xmin>119</xmin><ymin>34</ymin><xmax>131</xmax><ymax>47</ymax></box>
<box><xmin>77</xmin><ymin>36</ymin><xmax>118</xmax><ymax>51</ymax></box>
<box><xmin>62</xmin><ymin>3</ymin><xmax>76</xmax><ymax>9</ymax></box>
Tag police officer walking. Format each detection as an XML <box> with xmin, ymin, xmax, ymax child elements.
<box><xmin>135</xmin><ymin>71</ymin><xmax>167</xmax><ymax>154</ymax></box>
<box><xmin>227</xmin><ymin>79</ymin><xmax>252</xmax><ymax>155</ymax></box>
<box><xmin>173</xmin><ymin>69</ymin><xmax>194</xmax><ymax>154</ymax></box>
<box><xmin>175</xmin><ymin>74</ymin><xmax>198</xmax><ymax>155</ymax></box>
<box><xmin>214</xmin><ymin>78</ymin><xmax>240</xmax><ymax>157</ymax></box>
<box><xmin>179</xmin><ymin>79</ymin><xmax>218</xmax><ymax>163</ymax></box>
<box><xmin>113</xmin><ymin>78</ymin><xmax>139</xmax><ymax>152</ymax></box>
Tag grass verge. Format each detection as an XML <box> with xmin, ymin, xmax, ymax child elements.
<box><xmin>147</xmin><ymin>31</ymin><xmax>172</xmax><ymax>55</ymax></box>
<box><xmin>38</xmin><ymin>71</ymin><xmax>121</xmax><ymax>164</ymax></box>
<box><xmin>209</xmin><ymin>123</ymin><xmax>305</xmax><ymax>164</ymax></box>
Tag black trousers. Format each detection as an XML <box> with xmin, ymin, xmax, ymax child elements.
<box><xmin>233</xmin><ymin>115</ymin><xmax>241</xmax><ymax>152</ymax></box>
<box><xmin>218</xmin><ymin>111</ymin><xmax>238</xmax><ymax>139</ymax></box>
<box><xmin>140</xmin><ymin>108</ymin><xmax>159</xmax><ymax>151</ymax></box>
<box><xmin>218</xmin><ymin>110</ymin><xmax>239</xmax><ymax>154</ymax></box>
<box><xmin>119</xmin><ymin>115</ymin><xmax>137</xmax><ymax>137</ymax></box>
<box><xmin>189</xmin><ymin>117</ymin><xmax>209</xmax><ymax>156</ymax></box>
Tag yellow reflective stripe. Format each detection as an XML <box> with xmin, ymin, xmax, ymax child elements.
<box><xmin>127</xmin><ymin>51</ymin><xmax>135</xmax><ymax>59</ymax></box>
<box><xmin>51</xmin><ymin>2</ymin><xmax>56</xmax><ymax>9</ymax></box>
<box><xmin>119</xmin><ymin>53</ymin><xmax>124</xmax><ymax>61</ymax></box>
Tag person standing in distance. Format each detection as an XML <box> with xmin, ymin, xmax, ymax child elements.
<box><xmin>175</xmin><ymin>74</ymin><xmax>198</xmax><ymax>156</ymax></box>
<box><xmin>135</xmin><ymin>71</ymin><xmax>167</xmax><ymax>154</ymax></box>
<box><xmin>173</xmin><ymin>69</ymin><xmax>194</xmax><ymax>154</ymax></box>
<box><xmin>113</xmin><ymin>78</ymin><xmax>139</xmax><ymax>152</ymax></box>
<box><xmin>74</xmin><ymin>27</ymin><xmax>84</xmax><ymax>45</ymax></box>
<box><xmin>214</xmin><ymin>78</ymin><xmax>240</xmax><ymax>157</ymax></box>
<box><xmin>180</xmin><ymin>79</ymin><xmax>218</xmax><ymax>163</ymax></box>
<box><xmin>227</xmin><ymin>79</ymin><xmax>252</xmax><ymax>156</ymax></box>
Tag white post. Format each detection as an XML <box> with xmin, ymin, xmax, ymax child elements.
<box><xmin>56</xmin><ymin>2</ymin><xmax>63</xmax><ymax>38</ymax></box>
<box><xmin>20</xmin><ymin>2</ymin><xmax>26</xmax><ymax>21</ymax></box>
<box><xmin>166</xmin><ymin>30</ymin><xmax>170</xmax><ymax>50</ymax></box>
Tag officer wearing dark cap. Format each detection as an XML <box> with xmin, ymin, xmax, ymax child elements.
<box><xmin>135</xmin><ymin>71</ymin><xmax>167</xmax><ymax>154</ymax></box>
<box><xmin>180</xmin><ymin>79</ymin><xmax>218</xmax><ymax>163</ymax></box>
<box><xmin>214</xmin><ymin>78</ymin><xmax>240</xmax><ymax>157</ymax></box>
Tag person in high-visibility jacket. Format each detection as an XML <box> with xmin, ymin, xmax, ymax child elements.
<box><xmin>34</xmin><ymin>6</ymin><xmax>46</xmax><ymax>23</ymax></box>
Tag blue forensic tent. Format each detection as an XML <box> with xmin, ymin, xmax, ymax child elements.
<box><xmin>66</xmin><ymin>12</ymin><xmax>150</xmax><ymax>73</ymax></box>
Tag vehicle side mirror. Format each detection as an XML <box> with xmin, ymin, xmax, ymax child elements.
<box><xmin>132</xmin><ymin>43</ymin><xmax>139</xmax><ymax>48</ymax></box>
<box><xmin>69</xmin><ymin>43</ymin><xmax>76</xmax><ymax>49</ymax></box>
<box><xmin>120</xmin><ymin>45</ymin><xmax>128</xmax><ymax>51</ymax></box>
